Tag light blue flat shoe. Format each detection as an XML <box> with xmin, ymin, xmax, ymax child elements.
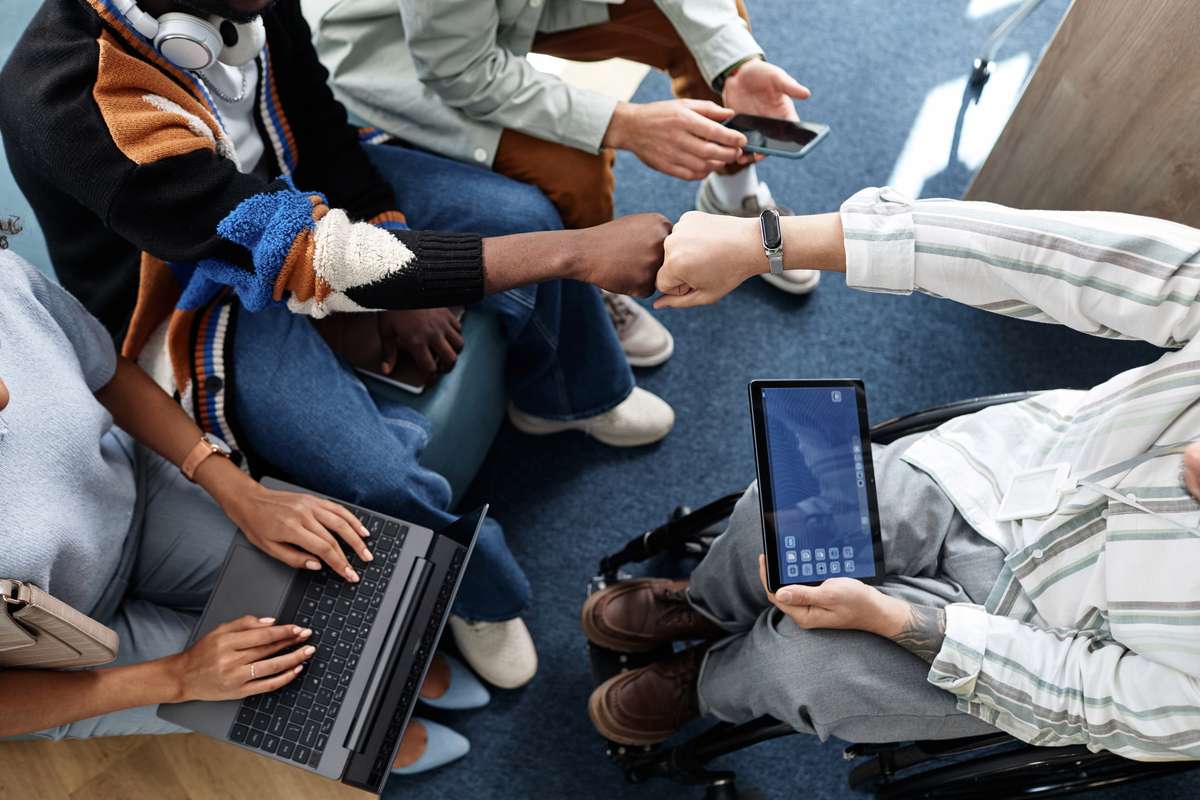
<box><xmin>418</xmin><ymin>653</ymin><xmax>490</xmax><ymax>710</ymax></box>
<box><xmin>389</xmin><ymin>718</ymin><xmax>470</xmax><ymax>775</ymax></box>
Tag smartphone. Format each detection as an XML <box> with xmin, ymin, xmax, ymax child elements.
<box><xmin>723</xmin><ymin>114</ymin><xmax>830</xmax><ymax>159</ymax></box>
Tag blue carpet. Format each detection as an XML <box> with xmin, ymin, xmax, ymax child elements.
<box><xmin>402</xmin><ymin>2</ymin><xmax>1200</xmax><ymax>799</ymax></box>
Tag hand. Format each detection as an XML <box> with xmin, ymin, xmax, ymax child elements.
<box><xmin>654</xmin><ymin>212</ymin><xmax>761</xmax><ymax>309</ymax></box>
<box><xmin>757</xmin><ymin>554</ymin><xmax>892</xmax><ymax>632</ymax></box>
<box><xmin>602</xmin><ymin>99</ymin><xmax>747</xmax><ymax>181</ymax></box>
<box><xmin>164</xmin><ymin>616</ymin><xmax>315</xmax><ymax>703</ymax></box>
<box><xmin>571</xmin><ymin>213</ymin><xmax>673</xmax><ymax>297</ymax></box>
<box><xmin>223</xmin><ymin>483</ymin><xmax>372</xmax><ymax>582</ymax></box>
<box><xmin>379</xmin><ymin>308</ymin><xmax>464</xmax><ymax>377</ymax></box>
<box><xmin>722</xmin><ymin>59</ymin><xmax>811</xmax><ymax>164</ymax></box>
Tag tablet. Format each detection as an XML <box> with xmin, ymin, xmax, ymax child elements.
<box><xmin>749</xmin><ymin>379</ymin><xmax>886</xmax><ymax>591</ymax></box>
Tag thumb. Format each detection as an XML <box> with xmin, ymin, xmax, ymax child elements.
<box><xmin>779</xmin><ymin>74</ymin><xmax>811</xmax><ymax>100</ymax></box>
<box><xmin>775</xmin><ymin>585</ymin><xmax>818</xmax><ymax>606</ymax></box>
<box><xmin>685</xmin><ymin>99</ymin><xmax>737</xmax><ymax>122</ymax></box>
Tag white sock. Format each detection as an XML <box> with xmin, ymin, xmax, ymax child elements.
<box><xmin>710</xmin><ymin>164</ymin><xmax>759</xmax><ymax>209</ymax></box>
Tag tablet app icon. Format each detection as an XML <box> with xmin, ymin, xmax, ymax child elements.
<box><xmin>828</xmin><ymin>547</ymin><xmax>840</xmax><ymax>559</ymax></box>
<box><xmin>787</xmin><ymin>565</ymin><xmax>799</xmax><ymax>578</ymax></box>
<box><xmin>801</xmin><ymin>549</ymin><xmax>811</xmax><ymax>561</ymax></box>
<box><xmin>831</xmin><ymin>390</ymin><xmax>842</xmax><ymax>403</ymax></box>
<box><xmin>784</xmin><ymin>536</ymin><xmax>796</xmax><ymax>548</ymax></box>
<box><xmin>816</xmin><ymin>562</ymin><xmax>827</xmax><ymax>575</ymax></box>
<box><xmin>785</xmin><ymin>551</ymin><xmax>797</xmax><ymax>563</ymax></box>
<box><xmin>830</xmin><ymin>561</ymin><xmax>841</xmax><ymax>574</ymax></box>
<box><xmin>844</xmin><ymin>560</ymin><xmax>855</xmax><ymax>573</ymax></box>
<box><xmin>802</xmin><ymin>563</ymin><xmax>813</xmax><ymax>577</ymax></box>
<box><xmin>815</xmin><ymin>548</ymin><xmax>826</xmax><ymax>561</ymax></box>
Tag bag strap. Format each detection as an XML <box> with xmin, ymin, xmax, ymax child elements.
<box><xmin>0</xmin><ymin>579</ymin><xmax>29</xmax><ymax>607</ymax></box>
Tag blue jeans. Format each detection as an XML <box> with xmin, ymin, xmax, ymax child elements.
<box><xmin>232</xmin><ymin>145</ymin><xmax>633</xmax><ymax>621</ymax></box>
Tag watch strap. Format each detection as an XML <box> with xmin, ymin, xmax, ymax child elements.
<box><xmin>181</xmin><ymin>436</ymin><xmax>226</xmax><ymax>482</ymax></box>
<box><xmin>768</xmin><ymin>251</ymin><xmax>784</xmax><ymax>275</ymax></box>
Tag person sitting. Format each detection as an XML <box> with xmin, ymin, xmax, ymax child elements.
<box><xmin>584</xmin><ymin>188</ymin><xmax>1200</xmax><ymax>760</ymax></box>
<box><xmin>313</xmin><ymin>0</ymin><xmax>819</xmax><ymax>296</ymax></box>
<box><xmin>0</xmin><ymin>249</ymin><xmax>492</xmax><ymax>772</ymax></box>
<box><xmin>0</xmin><ymin>0</ymin><xmax>674</xmax><ymax>701</ymax></box>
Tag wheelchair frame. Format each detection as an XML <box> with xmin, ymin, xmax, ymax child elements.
<box><xmin>588</xmin><ymin>392</ymin><xmax>1200</xmax><ymax>799</ymax></box>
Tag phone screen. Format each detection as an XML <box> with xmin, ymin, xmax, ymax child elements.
<box><xmin>725</xmin><ymin>114</ymin><xmax>821</xmax><ymax>153</ymax></box>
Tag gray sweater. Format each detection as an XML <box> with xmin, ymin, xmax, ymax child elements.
<box><xmin>0</xmin><ymin>252</ymin><xmax>135</xmax><ymax>616</ymax></box>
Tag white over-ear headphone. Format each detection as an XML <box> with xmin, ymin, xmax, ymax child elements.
<box><xmin>112</xmin><ymin>0</ymin><xmax>265</xmax><ymax>71</ymax></box>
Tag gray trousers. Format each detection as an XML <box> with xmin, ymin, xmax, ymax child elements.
<box><xmin>27</xmin><ymin>440</ymin><xmax>237</xmax><ymax>740</ymax></box>
<box><xmin>689</xmin><ymin>435</ymin><xmax>1005</xmax><ymax>743</ymax></box>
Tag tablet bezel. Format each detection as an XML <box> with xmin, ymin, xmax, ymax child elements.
<box><xmin>748</xmin><ymin>379</ymin><xmax>887</xmax><ymax>592</ymax></box>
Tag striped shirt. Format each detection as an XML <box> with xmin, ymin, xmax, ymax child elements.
<box><xmin>840</xmin><ymin>187</ymin><xmax>1200</xmax><ymax>761</ymax></box>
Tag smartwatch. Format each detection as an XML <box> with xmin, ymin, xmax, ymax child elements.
<box><xmin>760</xmin><ymin>209</ymin><xmax>784</xmax><ymax>275</ymax></box>
<box><xmin>181</xmin><ymin>432</ymin><xmax>232</xmax><ymax>481</ymax></box>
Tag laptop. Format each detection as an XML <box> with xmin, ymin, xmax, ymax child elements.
<box><xmin>158</xmin><ymin>477</ymin><xmax>486</xmax><ymax>794</ymax></box>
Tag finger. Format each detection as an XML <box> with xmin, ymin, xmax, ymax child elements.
<box><xmin>683</xmin><ymin>99</ymin><xmax>737</xmax><ymax>123</ymax></box>
<box><xmin>681</xmin><ymin>107</ymin><xmax>746</xmax><ymax>147</ymax></box>
<box><xmin>758</xmin><ymin>554</ymin><xmax>773</xmax><ymax>599</ymax></box>
<box><xmin>381</xmin><ymin>321</ymin><xmax>399</xmax><ymax>376</ymax></box>
<box><xmin>263</xmin><ymin>540</ymin><xmax>323</xmax><ymax>572</ymax></box>
<box><xmin>446</xmin><ymin>326</ymin><xmax>465</xmax><ymax>352</ymax></box>
<box><xmin>243</xmin><ymin>663</ymin><xmax>305</xmax><ymax>696</ymax></box>
<box><xmin>320</xmin><ymin>499</ymin><xmax>370</xmax><ymax>540</ymax></box>
<box><xmin>695</xmin><ymin>141</ymin><xmax>742</xmax><ymax>164</ymax></box>
<box><xmin>779</xmin><ymin>75</ymin><xmax>811</xmax><ymax>100</ymax></box>
<box><xmin>314</xmin><ymin>506</ymin><xmax>372</xmax><ymax>564</ymax></box>
<box><xmin>410</xmin><ymin>343</ymin><xmax>438</xmax><ymax>375</ymax></box>
<box><xmin>300</xmin><ymin>521</ymin><xmax>360</xmax><ymax>582</ymax></box>
<box><xmin>248</xmin><ymin>644</ymin><xmax>316</xmax><ymax>673</ymax></box>
<box><xmin>431</xmin><ymin>336</ymin><xmax>459</xmax><ymax>372</ymax></box>
<box><xmin>653</xmin><ymin>290</ymin><xmax>710</xmax><ymax>310</ymax></box>
<box><xmin>229</xmin><ymin>623</ymin><xmax>313</xmax><ymax>651</ymax></box>
<box><xmin>214</xmin><ymin>615</ymin><xmax>277</xmax><ymax>635</ymax></box>
<box><xmin>449</xmin><ymin>310</ymin><xmax>464</xmax><ymax>332</ymax></box>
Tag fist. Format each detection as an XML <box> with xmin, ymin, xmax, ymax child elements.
<box><xmin>574</xmin><ymin>213</ymin><xmax>673</xmax><ymax>298</ymax></box>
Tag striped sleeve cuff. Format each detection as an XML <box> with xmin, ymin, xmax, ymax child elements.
<box><xmin>839</xmin><ymin>186</ymin><xmax>917</xmax><ymax>295</ymax></box>
<box><xmin>928</xmin><ymin>603</ymin><xmax>990</xmax><ymax>698</ymax></box>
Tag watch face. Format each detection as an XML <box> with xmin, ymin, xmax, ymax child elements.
<box><xmin>760</xmin><ymin>210</ymin><xmax>782</xmax><ymax>250</ymax></box>
<box><xmin>204</xmin><ymin>432</ymin><xmax>232</xmax><ymax>455</ymax></box>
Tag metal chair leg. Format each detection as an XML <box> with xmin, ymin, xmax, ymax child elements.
<box><xmin>970</xmin><ymin>0</ymin><xmax>1047</xmax><ymax>89</ymax></box>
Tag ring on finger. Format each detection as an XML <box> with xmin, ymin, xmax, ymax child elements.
<box><xmin>250</xmin><ymin>663</ymin><xmax>257</xmax><ymax>681</ymax></box>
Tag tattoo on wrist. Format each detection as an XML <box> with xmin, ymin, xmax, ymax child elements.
<box><xmin>888</xmin><ymin>604</ymin><xmax>946</xmax><ymax>663</ymax></box>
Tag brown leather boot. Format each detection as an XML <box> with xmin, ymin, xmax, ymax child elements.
<box><xmin>588</xmin><ymin>643</ymin><xmax>710</xmax><ymax>745</ymax></box>
<box><xmin>581</xmin><ymin>578</ymin><xmax>726</xmax><ymax>652</ymax></box>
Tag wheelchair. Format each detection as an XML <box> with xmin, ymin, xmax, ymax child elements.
<box><xmin>586</xmin><ymin>392</ymin><xmax>1200</xmax><ymax>800</ymax></box>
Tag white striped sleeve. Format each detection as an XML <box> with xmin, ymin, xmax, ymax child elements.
<box><xmin>929</xmin><ymin>604</ymin><xmax>1200</xmax><ymax>761</ymax></box>
<box><xmin>839</xmin><ymin>187</ymin><xmax>1200</xmax><ymax>347</ymax></box>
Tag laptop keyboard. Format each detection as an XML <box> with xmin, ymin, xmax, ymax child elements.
<box><xmin>226</xmin><ymin>509</ymin><xmax>408</xmax><ymax>770</ymax></box>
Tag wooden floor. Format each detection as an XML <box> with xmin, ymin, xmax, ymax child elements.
<box><xmin>0</xmin><ymin>733</ymin><xmax>372</xmax><ymax>800</ymax></box>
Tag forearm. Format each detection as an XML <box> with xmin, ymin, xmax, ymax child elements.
<box><xmin>0</xmin><ymin>658</ymin><xmax>181</xmax><ymax>737</ymax></box>
<box><xmin>481</xmin><ymin>230</ymin><xmax>577</xmax><ymax>295</ymax></box>
<box><xmin>872</xmin><ymin>596</ymin><xmax>947</xmax><ymax>664</ymax></box>
<box><xmin>91</xmin><ymin>356</ymin><xmax>262</xmax><ymax>510</ymax></box>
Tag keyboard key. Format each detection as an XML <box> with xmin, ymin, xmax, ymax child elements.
<box><xmin>316</xmin><ymin>734</ymin><xmax>328</xmax><ymax>752</ymax></box>
<box><xmin>370</xmin><ymin>594</ymin><xmax>382</xmax><ymax>609</ymax></box>
<box><xmin>253</xmin><ymin>712</ymin><xmax>272</xmax><ymax>730</ymax></box>
<box><xmin>333</xmin><ymin>690</ymin><xmax>345</xmax><ymax>705</ymax></box>
<box><xmin>230</xmin><ymin>724</ymin><xmax>249</xmax><ymax>743</ymax></box>
<box><xmin>300</xmin><ymin>598</ymin><xmax>318</xmax><ymax>616</ymax></box>
<box><xmin>284</xmin><ymin>724</ymin><xmax>303</xmax><ymax>742</ymax></box>
<box><xmin>335</xmin><ymin>641</ymin><xmax>352</xmax><ymax>659</ymax></box>
<box><xmin>336</xmin><ymin>598</ymin><xmax>353</xmax><ymax>615</ymax></box>
<box><xmin>306</xmin><ymin>583</ymin><xmax>323</xmax><ymax>599</ymax></box>
<box><xmin>329</xmin><ymin>701</ymin><xmax>341</xmax><ymax>719</ymax></box>
<box><xmin>310</xmin><ymin>705</ymin><xmax>327</xmax><ymax>723</ymax></box>
<box><xmin>309</xmin><ymin>752</ymin><xmax>321</xmax><ymax>769</ymax></box>
<box><xmin>330</xmin><ymin>613</ymin><xmax>346</xmax><ymax>631</ymax></box>
<box><xmin>262</xmin><ymin>735</ymin><xmax>279</xmax><ymax>754</ymax></box>
<box><xmin>346</xmin><ymin>655</ymin><xmax>358</xmax><ymax>671</ymax></box>
<box><xmin>236</xmin><ymin>707</ymin><xmax>255</xmax><ymax>726</ymax></box>
<box><xmin>365</xmin><ymin>565</ymin><xmax>383</xmax><ymax>582</ymax></box>
<box><xmin>302</xmin><ymin>675</ymin><xmax>321</xmax><ymax>694</ymax></box>
<box><xmin>339</xmin><ymin>671</ymin><xmax>351</xmax><ymax>686</ymax></box>
<box><xmin>360</xmin><ymin>579</ymin><xmax>378</xmax><ymax>596</ymax></box>
<box><xmin>383</xmin><ymin>564</ymin><xmax>394</xmax><ymax>579</ymax></box>
<box><xmin>387</xmin><ymin>549</ymin><xmax>400</xmax><ymax>563</ymax></box>
<box><xmin>317</xmin><ymin>644</ymin><xmax>335</xmax><ymax>662</ymax></box>
<box><xmin>325</xmin><ymin>629</ymin><xmax>340</xmax><ymax>645</ymax></box>
<box><xmin>261</xmin><ymin>693</ymin><xmax>278</xmax><ymax>714</ymax></box>
<box><xmin>314</xmin><ymin>567</ymin><xmax>330</xmax><ymax>585</ymax></box>
<box><xmin>343</xmin><ymin>625</ymin><xmax>359</xmax><ymax>641</ymax></box>
<box><xmin>315</xmin><ymin>611</ymin><xmax>331</xmax><ymax>628</ymax></box>
<box><xmin>353</xmin><ymin>596</ymin><xmax>369</xmax><ymax>612</ymax></box>
<box><xmin>295</xmin><ymin>615</ymin><xmax>312</xmax><ymax>628</ymax></box>
<box><xmin>270</xmin><ymin>710</ymin><xmax>289</xmax><ymax>737</ymax></box>
<box><xmin>322</xmin><ymin>673</ymin><xmax>340</xmax><ymax>691</ymax></box>
<box><xmin>281</xmin><ymin>689</ymin><xmax>298</xmax><ymax>707</ymax></box>
<box><xmin>321</xmin><ymin>718</ymin><xmax>334</xmax><ymax>736</ymax></box>
<box><xmin>293</xmin><ymin>745</ymin><xmax>311</xmax><ymax>765</ymax></box>
<box><xmin>302</xmin><ymin>720</ymin><xmax>320</xmax><ymax>747</ymax></box>
<box><xmin>309</xmin><ymin>660</ymin><xmax>327</xmax><ymax>678</ymax></box>
<box><xmin>352</xmin><ymin>640</ymin><xmax>365</xmax><ymax>655</ymax></box>
<box><xmin>317</xmin><ymin>688</ymin><xmax>335</xmax><ymax>706</ymax></box>
<box><xmin>365</xmin><ymin>610</ymin><xmax>377</xmax><ymax>625</ymax></box>
<box><xmin>382</xmin><ymin>521</ymin><xmax>400</xmax><ymax>539</ymax></box>
<box><xmin>319</xmin><ymin>597</ymin><xmax>336</xmax><ymax>613</ymax></box>
<box><xmin>247</xmin><ymin>729</ymin><xmax>264</xmax><ymax>748</ymax></box>
<box><xmin>368</xmin><ymin>517</ymin><xmax>384</xmax><ymax>536</ymax></box>
<box><xmin>290</xmin><ymin>708</ymin><xmax>308</xmax><ymax>726</ymax></box>
<box><xmin>329</xmin><ymin>656</ymin><xmax>347</xmax><ymax>674</ymax></box>
<box><xmin>297</xmin><ymin>691</ymin><xmax>315</xmax><ymax>710</ymax></box>
<box><xmin>278</xmin><ymin>740</ymin><xmax>295</xmax><ymax>760</ymax></box>
<box><xmin>243</xmin><ymin>695</ymin><xmax>261</xmax><ymax>710</ymax></box>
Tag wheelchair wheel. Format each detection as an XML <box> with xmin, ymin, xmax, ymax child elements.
<box><xmin>852</xmin><ymin>742</ymin><xmax>1200</xmax><ymax>800</ymax></box>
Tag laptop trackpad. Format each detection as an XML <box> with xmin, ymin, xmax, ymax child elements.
<box><xmin>191</xmin><ymin>545</ymin><xmax>295</xmax><ymax>645</ymax></box>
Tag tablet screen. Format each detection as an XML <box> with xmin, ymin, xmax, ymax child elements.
<box><xmin>758</xmin><ymin>385</ymin><xmax>877</xmax><ymax>582</ymax></box>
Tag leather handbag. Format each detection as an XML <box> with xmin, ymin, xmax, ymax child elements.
<box><xmin>0</xmin><ymin>579</ymin><xmax>119</xmax><ymax>669</ymax></box>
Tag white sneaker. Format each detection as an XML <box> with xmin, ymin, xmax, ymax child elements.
<box><xmin>507</xmin><ymin>386</ymin><xmax>674</xmax><ymax>447</ymax></box>
<box><xmin>602</xmin><ymin>290</ymin><xmax>674</xmax><ymax>367</ymax></box>
<box><xmin>695</xmin><ymin>175</ymin><xmax>820</xmax><ymax>296</ymax></box>
<box><xmin>448</xmin><ymin>615</ymin><xmax>538</xmax><ymax>689</ymax></box>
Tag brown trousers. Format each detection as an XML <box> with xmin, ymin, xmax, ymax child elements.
<box><xmin>491</xmin><ymin>0</ymin><xmax>752</xmax><ymax>229</ymax></box>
